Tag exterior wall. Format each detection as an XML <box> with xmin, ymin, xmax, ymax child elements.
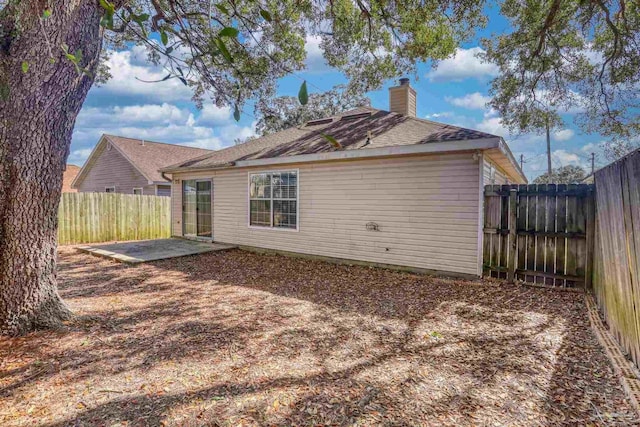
<box><xmin>76</xmin><ymin>143</ymin><xmax>150</xmax><ymax>194</ymax></box>
<box><xmin>156</xmin><ymin>184</ymin><xmax>172</xmax><ymax>197</ymax></box>
<box><xmin>171</xmin><ymin>152</ymin><xmax>482</xmax><ymax>276</ymax></box>
<box><xmin>483</xmin><ymin>157</ymin><xmax>509</xmax><ymax>186</ymax></box>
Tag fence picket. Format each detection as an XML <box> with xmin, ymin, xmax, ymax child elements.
<box><xmin>57</xmin><ymin>193</ymin><xmax>171</xmax><ymax>245</ymax></box>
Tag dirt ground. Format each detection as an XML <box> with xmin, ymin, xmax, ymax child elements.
<box><xmin>1</xmin><ymin>247</ymin><xmax>638</xmax><ymax>426</ymax></box>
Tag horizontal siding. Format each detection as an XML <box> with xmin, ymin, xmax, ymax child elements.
<box><xmin>172</xmin><ymin>153</ymin><xmax>482</xmax><ymax>275</ymax></box>
<box><xmin>77</xmin><ymin>142</ymin><xmax>150</xmax><ymax>194</ymax></box>
<box><xmin>483</xmin><ymin>158</ymin><xmax>509</xmax><ymax>185</ymax></box>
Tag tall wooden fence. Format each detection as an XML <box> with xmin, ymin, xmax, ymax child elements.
<box><xmin>58</xmin><ymin>192</ymin><xmax>171</xmax><ymax>245</ymax></box>
<box><xmin>483</xmin><ymin>184</ymin><xmax>595</xmax><ymax>288</ymax></box>
<box><xmin>592</xmin><ymin>150</ymin><xmax>640</xmax><ymax>366</ymax></box>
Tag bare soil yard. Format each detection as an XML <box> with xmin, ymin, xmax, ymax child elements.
<box><xmin>1</xmin><ymin>247</ymin><xmax>637</xmax><ymax>426</ymax></box>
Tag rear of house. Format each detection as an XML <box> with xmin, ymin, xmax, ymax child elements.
<box><xmin>162</xmin><ymin>81</ymin><xmax>525</xmax><ymax>277</ymax></box>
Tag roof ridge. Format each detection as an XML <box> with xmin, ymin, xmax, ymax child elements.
<box><xmin>103</xmin><ymin>134</ymin><xmax>213</xmax><ymax>151</ymax></box>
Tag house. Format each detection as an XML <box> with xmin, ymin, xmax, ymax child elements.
<box><xmin>161</xmin><ymin>79</ymin><xmax>527</xmax><ymax>277</ymax></box>
<box><xmin>72</xmin><ymin>135</ymin><xmax>213</xmax><ymax>196</ymax></box>
<box><xmin>62</xmin><ymin>164</ymin><xmax>80</xmax><ymax>193</ymax></box>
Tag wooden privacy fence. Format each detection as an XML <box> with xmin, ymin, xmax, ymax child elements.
<box><xmin>58</xmin><ymin>192</ymin><xmax>171</xmax><ymax>245</ymax></box>
<box><xmin>592</xmin><ymin>149</ymin><xmax>640</xmax><ymax>367</ymax></box>
<box><xmin>483</xmin><ymin>184</ymin><xmax>595</xmax><ymax>288</ymax></box>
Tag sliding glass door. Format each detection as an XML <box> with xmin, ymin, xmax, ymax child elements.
<box><xmin>183</xmin><ymin>179</ymin><xmax>212</xmax><ymax>239</ymax></box>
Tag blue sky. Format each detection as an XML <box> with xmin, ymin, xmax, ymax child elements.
<box><xmin>70</xmin><ymin>7</ymin><xmax>607</xmax><ymax>181</ymax></box>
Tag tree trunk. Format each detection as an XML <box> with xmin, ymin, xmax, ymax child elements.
<box><xmin>0</xmin><ymin>1</ymin><xmax>103</xmax><ymax>335</ymax></box>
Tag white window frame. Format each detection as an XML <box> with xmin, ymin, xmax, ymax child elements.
<box><xmin>133</xmin><ymin>187</ymin><xmax>143</xmax><ymax>195</ymax></box>
<box><xmin>105</xmin><ymin>186</ymin><xmax>115</xmax><ymax>193</ymax></box>
<box><xmin>247</xmin><ymin>169</ymin><xmax>299</xmax><ymax>232</ymax></box>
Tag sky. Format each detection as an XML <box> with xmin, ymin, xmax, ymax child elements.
<box><xmin>69</xmin><ymin>7</ymin><xmax>607</xmax><ymax>181</ymax></box>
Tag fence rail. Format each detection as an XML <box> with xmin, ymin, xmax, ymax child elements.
<box><xmin>593</xmin><ymin>149</ymin><xmax>640</xmax><ymax>367</ymax></box>
<box><xmin>58</xmin><ymin>192</ymin><xmax>171</xmax><ymax>245</ymax></box>
<box><xmin>483</xmin><ymin>184</ymin><xmax>595</xmax><ymax>288</ymax></box>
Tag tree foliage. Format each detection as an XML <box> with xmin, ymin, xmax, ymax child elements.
<box><xmin>482</xmin><ymin>0</ymin><xmax>640</xmax><ymax>145</ymax></box>
<box><xmin>533</xmin><ymin>165</ymin><xmax>587</xmax><ymax>184</ymax></box>
<box><xmin>2</xmin><ymin>0</ymin><xmax>489</xmax><ymax>113</ymax></box>
<box><xmin>253</xmin><ymin>84</ymin><xmax>369</xmax><ymax>136</ymax></box>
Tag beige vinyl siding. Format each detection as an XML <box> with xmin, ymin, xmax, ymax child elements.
<box><xmin>171</xmin><ymin>153</ymin><xmax>482</xmax><ymax>275</ymax></box>
<box><xmin>483</xmin><ymin>157</ymin><xmax>509</xmax><ymax>185</ymax></box>
<box><xmin>77</xmin><ymin>142</ymin><xmax>150</xmax><ymax>193</ymax></box>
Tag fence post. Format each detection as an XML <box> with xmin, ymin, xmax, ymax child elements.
<box><xmin>507</xmin><ymin>188</ymin><xmax>518</xmax><ymax>282</ymax></box>
<box><xmin>585</xmin><ymin>190</ymin><xmax>596</xmax><ymax>290</ymax></box>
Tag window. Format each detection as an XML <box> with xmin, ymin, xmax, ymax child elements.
<box><xmin>105</xmin><ymin>186</ymin><xmax>115</xmax><ymax>193</ymax></box>
<box><xmin>133</xmin><ymin>188</ymin><xmax>143</xmax><ymax>195</ymax></box>
<box><xmin>249</xmin><ymin>171</ymin><xmax>297</xmax><ymax>230</ymax></box>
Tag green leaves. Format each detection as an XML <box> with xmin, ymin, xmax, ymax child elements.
<box><xmin>21</xmin><ymin>62</ymin><xmax>29</xmax><ymax>74</ymax></box>
<box><xmin>98</xmin><ymin>0</ymin><xmax>115</xmax><ymax>29</ymax></box>
<box><xmin>215</xmin><ymin>38</ymin><xmax>233</xmax><ymax>63</ymax></box>
<box><xmin>260</xmin><ymin>9</ymin><xmax>272</xmax><ymax>22</ymax></box>
<box><xmin>298</xmin><ymin>81</ymin><xmax>308</xmax><ymax>105</ymax></box>
<box><xmin>61</xmin><ymin>44</ymin><xmax>88</xmax><ymax>76</ymax></box>
<box><xmin>321</xmin><ymin>134</ymin><xmax>342</xmax><ymax>149</ymax></box>
<box><xmin>219</xmin><ymin>27</ymin><xmax>239</xmax><ymax>38</ymax></box>
<box><xmin>42</xmin><ymin>9</ymin><xmax>52</xmax><ymax>19</ymax></box>
<box><xmin>160</xmin><ymin>30</ymin><xmax>169</xmax><ymax>46</ymax></box>
<box><xmin>131</xmin><ymin>13</ymin><xmax>150</xmax><ymax>37</ymax></box>
<box><xmin>215</xmin><ymin>4</ymin><xmax>230</xmax><ymax>16</ymax></box>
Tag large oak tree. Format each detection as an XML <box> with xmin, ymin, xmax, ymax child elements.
<box><xmin>0</xmin><ymin>0</ymin><xmax>487</xmax><ymax>335</ymax></box>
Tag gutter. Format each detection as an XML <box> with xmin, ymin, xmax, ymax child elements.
<box><xmin>159</xmin><ymin>138</ymin><xmax>508</xmax><ymax>174</ymax></box>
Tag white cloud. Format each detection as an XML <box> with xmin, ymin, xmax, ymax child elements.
<box><xmin>197</xmin><ymin>104</ymin><xmax>232</xmax><ymax>126</ymax></box>
<box><xmin>76</xmin><ymin>103</ymin><xmax>192</xmax><ymax>128</ymax></box>
<box><xmin>71</xmin><ymin>102</ymin><xmax>257</xmax><ymax>165</ymax></box>
<box><xmin>426</xmin><ymin>47</ymin><xmax>499</xmax><ymax>82</ymax></box>
<box><xmin>304</xmin><ymin>35</ymin><xmax>329</xmax><ymax>73</ymax></box>
<box><xmin>476</xmin><ymin>116</ymin><xmax>508</xmax><ymax>137</ymax></box>
<box><xmin>425</xmin><ymin>112</ymin><xmax>454</xmax><ymax>120</ymax></box>
<box><xmin>67</xmin><ymin>148</ymin><xmax>93</xmax><ymax>166</ymax></box>
<box><xmin>95</xmin><ymin>48</ymin><xmax>193</xmax><ymax>102</ymax></box>
<box><xmin>445</xmin><ymin>92</ymin><xmax>491</xmax><ymax>110</ymax></box>
<box><xmin>553</xmin><ymin>129</ymin><xmax>575</xmax><ymax>142</ymax></box>
<box><xmin>553</xmin><ymin>149</ymin><xmax>581</xmax><ymax>165</ymax></box>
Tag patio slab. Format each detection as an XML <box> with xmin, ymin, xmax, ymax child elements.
<box><xmin>76</xmin><ymin>238</ymin><xmax>235</xmax><ymax>263</ymax></box>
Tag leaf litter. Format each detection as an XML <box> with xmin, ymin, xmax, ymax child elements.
<box><xmin>0</xmin><ymin>247</ymin><xmax>637</xmax><ymax>426</ymax></box>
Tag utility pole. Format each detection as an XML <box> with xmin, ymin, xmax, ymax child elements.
<box><xmin>520</xmin><ymin>154</ymin><xmax>524</xmax><ymax>170</ymax></box>
<box><xmin>591</xmin><ymin>152</ymin><xmax>595</xmax><ymax>175</ymax></box>
<box><xmin>546</xmin><ymin>120</ymin><xmax>552</xmax><ymax>179</ymax></box>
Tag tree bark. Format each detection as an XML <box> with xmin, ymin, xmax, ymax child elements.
<box><xmin>0</xmin><ymin>1</ymin><xmax>103</xmax><ymax>335</ymax></box>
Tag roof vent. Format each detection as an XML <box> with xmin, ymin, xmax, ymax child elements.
<box><xmin>141</xmin><ymin>139</ymin><xmax>145</xmax><ymax>146</ymax></box>
<box><xmin>306</xmin><ymin>118</ymin><xmax>333</xmax><ymax>126</ymax></box>
<box><xmin>340</xmin><ymin>112</ymin><xmax>371</xmax><ymax>121</ymax></box>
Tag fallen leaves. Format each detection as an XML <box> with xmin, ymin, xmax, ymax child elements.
<box><xmin>0</xmin><ymin>247</ymin><xmax>637</xmax><ymax>426</ymax></box>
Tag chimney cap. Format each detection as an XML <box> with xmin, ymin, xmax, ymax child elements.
<box><xmin>399</xmin><ymin>77</ymin><xmax>410</xmax><ymax>86</ymax></box>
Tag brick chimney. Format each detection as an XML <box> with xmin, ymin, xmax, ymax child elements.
<box><xmin>388</xmin><ymin>77</ymin><xmax>416</xmax><ymax>117</ymax></box>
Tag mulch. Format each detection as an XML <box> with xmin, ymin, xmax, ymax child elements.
<box><xmin>0</xmin><ymin>247</ymin><xmax>637</xmax><ymax>426</ymax></box>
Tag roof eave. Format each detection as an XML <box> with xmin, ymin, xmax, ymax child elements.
<box><xmin>162</xmin><ymin>138</ymin><xmax>502</xmax><ymax>173</ymax></box>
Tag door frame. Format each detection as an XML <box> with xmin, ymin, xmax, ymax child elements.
<box><xmin>182</xmin><ymin>178</ymin><xmax>213</xmax><ymax>241</ymax></box>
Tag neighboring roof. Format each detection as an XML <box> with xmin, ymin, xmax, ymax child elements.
<box><xmin>62</xmin><ymin>165</ymin><xmax>80</xmax><ymax>193</ymax></box>
<box><xmin>581</xmin><ymin>173</ymin><xmax>594</xmax><ymax>184</ymax></box>
<box><xmin>73</xmin><ymin>135</ymin><xmax>213</xmax><ymax>188</ymax></box>
<box><xmin>163</xmin><ymin>107</ymin><xmax>501</xmax><ymax>172</ymax></box>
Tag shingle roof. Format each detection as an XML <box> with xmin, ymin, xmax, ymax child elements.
<box><xmin>162</xmin><ymin>107</ymin><xmax>499</xmax><ymax>171</ymax></box>
<box><xmin>104</xmin><ymin>135</ymin><xmax>213</xmax><ymax>182</ymax></box>
<box><xmin>62</xmin><ymin>165</ymin><xmax>80</xmax><ymax>193</ymax></box>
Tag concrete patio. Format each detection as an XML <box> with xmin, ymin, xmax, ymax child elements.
<box><xmin>76</xmin><ymin>238</ymin><xmax>235</xmax><ymax>264</ymax></box>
